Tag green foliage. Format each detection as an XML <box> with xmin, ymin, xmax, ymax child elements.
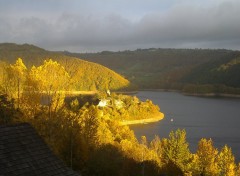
<box><xmin>1</xmin><ymin>46</ymin><xmax>240</xmax><ymax>175</ymax></box>
<box><xmin>217</xmin><ymin>57</ymin><xmax>240</xmax><ymax>71</ymax></box>
<box><xmin>68</xmin><ymin>48</ymin><xmax>240</xmax><ymax>93</ymax></box>
<box><xmin>2</xmin><ymin>43</ymin><xmax>240</xmax><ymax>93</ymax></box>
<box><xmin>182</xmin><ymin>54</ymin><xmax>240</xmax><ymax>89</ymax></box>
<box><xmin>161</xmin><ymin>129</ymin><xmax>192</xmax><ymax>174</ymax></box>
<box><xmin>182</xmin><ymin>84</ymin><xmax>240</xmax><ymax>95</ymax></box>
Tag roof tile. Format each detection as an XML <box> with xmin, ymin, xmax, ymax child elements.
<box><xmin>0</xmin><ymin>123</ymin><xmax>80</xmax><ymax>176</ymax></box>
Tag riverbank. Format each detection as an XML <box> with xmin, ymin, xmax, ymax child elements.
<box><xmin>63</xmin><ymin>89</ymin><xmax>240</xmax><ymax>99</ymax></box>
<box><xmin>65</xmin><ymin>90</ymin><xmax>97</xmax><ymax>95</ymax></box>
<box><xmin>120</xmin><ymin>112</ymin><xmax>164</xmax><ymax>125</ymax></box>
<box><xmin>140</xmin><ymin>89</ymin><xmax>240</xmax><ymax>98</ymax></box>
<box><xmin>183</xmin><ymin>93</ymin><xmax>240</xmax><ymax>98</ymax></box>
<box><xmin>113</xmin><ymin>91</ymin><xmax>138</xmax><ymax>95</ymax></box>
<box><xmin>140</xmin><ymin>89</ymin><xmax>179</xmax><ymax>92</ymax></box>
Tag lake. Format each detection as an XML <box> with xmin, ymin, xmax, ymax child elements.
<box><xmin>130</xmin><ymin>91</ymin><xmax>240</xmax><ymax>161</ymax></box>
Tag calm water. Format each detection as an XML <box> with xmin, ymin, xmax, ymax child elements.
<box><xmin>130</xmin><ymin>91</ymin><xmax>240</xmax><ymax>161</ymax></box>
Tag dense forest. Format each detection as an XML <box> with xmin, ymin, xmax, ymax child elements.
<box><xmin>2</xmin><ymin>43</ymin><xmax>240</xmax><ymax>95</ymax></box>
<box><xmin>0</xmin><ymin>57</ymin><xmax>240</xmax><ymax>175</ymax></box>
<box><xmin>67</xmin><ymin>48</ymin><xmax>240</xmax><ymax>95</ymax></box>
<box><xmin>1</xmin><ymin>92</ymin><xmax>240</xmax><ymax>175</ymax></box>
<box><xmin>0</xmin><ymin>43</ymin><xmax>132</xmax><ymax>91</ymax></box>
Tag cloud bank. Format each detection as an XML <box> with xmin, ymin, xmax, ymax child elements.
<box><xmin>0</xmin><ymin>0</ymin><xmax>240</xmax><ymax>52</ymax></box>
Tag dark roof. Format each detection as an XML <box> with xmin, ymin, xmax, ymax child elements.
<box><xmin>0</xmin><ymin>123</ymin><xmax>80</xmax><ymax>176</ymax></box>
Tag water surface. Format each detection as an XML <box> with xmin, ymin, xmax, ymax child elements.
<box><xmin>131</xmin><ymin>91</ymin><xmax>240</xmax><ymax>160</ymax></box>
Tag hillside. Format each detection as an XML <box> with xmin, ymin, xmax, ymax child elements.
<box><xmin>182</xmin><ymin>54</ymin><xmax>240</xmax><ymax>87</ymax></box>
<box><xmin>0</xmin><ymin>43</ymin><xmax>131</xmax><ymax>91</ymax></box>
<box><xmin>65</xmin><ymin>48</ymin><xmax>240</xmax><ymax>94</ymax></box>
<box><xmin>2</xmin><ymin>43</ymin><xmax>240</xmax><ymax>94</ymax></box>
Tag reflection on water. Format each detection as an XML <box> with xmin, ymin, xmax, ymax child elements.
<box><xmin>130</xmin><ymin>91</ymin><xmax>240</xmax><ymax>161</ymax></box>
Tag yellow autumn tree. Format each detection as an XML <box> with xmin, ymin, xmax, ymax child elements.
<box><xmin>195</xmin><ymin>138</ymin><xmax>219</xmax><ymax>175</ymax></box>
<box><xmin>6</xmin><ymin>58</ymin><xmax>27</xmax><ymax>108</ymax></box>
<box><xmin>28</xmin><ymin>59</ymin><xmax>70</xmax><ymax>117</ymax></box>
<box><xmin>236</xmin><ymin>163</ymin><xmax>240</xmax><ymax>175</ymax></box>
<box><xmin>149</xmin><ymin>135</ymin><xmax>163</xmax><ymax>166</ymax></box>
<box><xmin>217</xmin><ymin>145</ymin><xmax>236</xmax><ymax>176</ymax></box>
<box><xmin>0</xmin><ymin>61</ymin><xmax>8</xmax><ymax>93</ymax></box>
<box><xmin>161</xmin><ymin>129</ymin><xmax>192</xmax><ymax>174</ymax></box>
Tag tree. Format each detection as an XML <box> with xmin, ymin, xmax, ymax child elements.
<box><xmin>217</xmin><ymin>145</ymin><xmax>236</xmax><ymax>176</ymax></box>
<box><xmin>0</xmin><ymin>94</ymin><xmax>20</xmax><ymax>124</ymax></box>
<box><xmin>79</xmin><ymin>105</ymin><xmax>102</xmax><ymax>149</ymax></box>
<box><xmin>236</xmin><ymin>163</ymin><xmax>240</xmax><ymax>176</ymax></box>
<box><xmin>150</xmin><ymin>135</ymin><xmax>163</xmax><ymax>165</ymax></box>
<box><xmin>0</xmin><ymin>61</ymin><xmax>8</xmax><ymax>93</ymax></box>
<box><xmin>6</xmin><ymin>58</ymin><xmax>27</xmax><ymax>109</ymax></box>
<box><xmin>195</xmin><ymin>138</ymin><xmax>219</xmax><ymax>175</ymax></box>
<box><xmin>28</xmin><ymin>59</ymin><xmax>70</xmax><ymax>118</ymax></box>
<box><xmin>161</xmin><ymin>129</ymin><xmax>192</xmax><ymax>174</ymax></box>
<box><xmin>87</xmin><ymin>144</ymin><xmax>124</xmax><ymax>176</ymax></box>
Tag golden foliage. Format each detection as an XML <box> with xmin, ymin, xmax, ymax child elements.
<box><xmin>217</xmin><ymin>145</ymin><xmax>236</xmax><ymax>176</ymax></box>
<box><xmin>195</xmin><ymin>138</ymin><xmax>219</xmax><ymax>175</ymax></box>
<box><xmin>1</xmin><ymin>58</ymin><xmax>239</xmax><ymax>176</ymax></box>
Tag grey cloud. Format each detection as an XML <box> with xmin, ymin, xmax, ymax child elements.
<box><xmin>1</xmin><ymin>0</ymin><xmax>240</xmax><ymax>52</ymax></box>
<box><xmin>115</xmin><ymin>1</ymin><xmax>240</xmax><ymax>50</ymax></box>
<box><xmin>135</xmin><ymin>2</ymin><xmax>240</xmax><ymax>44</ymax></box>
<box><xmin>42</xmin><ymin>13</ymin><xmax>135</xmax><ymax>50</ymax></box>
<box><xmin>0</xmin><ymin>18</ymin><xmax>12</xmax><ymax>41</ymax></box>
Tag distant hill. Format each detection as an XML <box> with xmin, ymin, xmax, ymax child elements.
<box><xmin>65</xmin><ymin>48</ymin><xmax>240</xmax><ymax>94</ymax></box>
<box><xmin>182</xmin><ymin>53</ymin><xmax>240</xmax><ymax>87</ymax></box>
<box><xmin>0</xmin><ymin>43</ymin><xmax>131</xmax><ymax>91</ymax></box>
<box><xmin>2</xmin><ymin>43</ymin><xmax>240</xmax><ymax>94</ymax></box>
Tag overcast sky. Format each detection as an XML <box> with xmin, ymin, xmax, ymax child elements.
<box><xmin>0</xmin><ymin>0</ymin><xmax>240</xmax><ymax>52</ymax></box>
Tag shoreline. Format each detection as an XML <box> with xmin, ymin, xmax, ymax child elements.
<box><xmin>113</xmin><ymin>91</ymin><xmax>138</xmax><ymax>95</ymax></box>
<box><xmin>65</xmin><ymin>90</ymin><xmax>97</xmax><ymax>95</ymax></box>
<box><xmin>120</xmin><ymin>113</ymin><xmax>164</xmax><ymax>125</ymax></box>
<box><xmin>182</xmin><ymin>92</ymin><xmax>240</xmax><ymax>98</ymax></box>
<box><xmin>140</xmin><ymin>88</ymin><xmax>179</xmax><ymax>92</ymax></box>
<box><xmin>64</xmin><ymin>89</ymin><xmax>240</xmax><ymax>98</ymax></box>
<box><xmin>140</xmin><ymin>89</ymin><xmax>240</xmax><ymax>98</ymax></box>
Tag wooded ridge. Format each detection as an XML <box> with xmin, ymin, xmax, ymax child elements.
<box><xmin>67</xmin><ymin>48</ymin><xmax>240</xmax><ymax>95</ymax></box>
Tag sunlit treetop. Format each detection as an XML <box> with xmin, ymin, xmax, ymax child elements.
<box><xmin>29</xmin><ymin>59</ymin><xmax>70</xmax><ymax>92</ymax></box>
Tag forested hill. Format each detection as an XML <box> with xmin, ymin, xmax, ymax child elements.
<box><xmin>65</xmin><ymin>48</ymin><xmax>240</xmax><ymax>94</ymax></box>
<box><xmin>2</xmin><ymin>43</ymin><xmax>240</xmax><ymax>94</ymax></box>
<box><xmin>0</xmin><ymin>43</ymin><xmax>131</xmax><ymax>91</ymax></box>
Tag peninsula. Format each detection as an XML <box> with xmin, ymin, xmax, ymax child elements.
<box><xmin>120</xmin><ymin>112</ymin><xmax>164</xmax><ymax>125</ymax></box>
